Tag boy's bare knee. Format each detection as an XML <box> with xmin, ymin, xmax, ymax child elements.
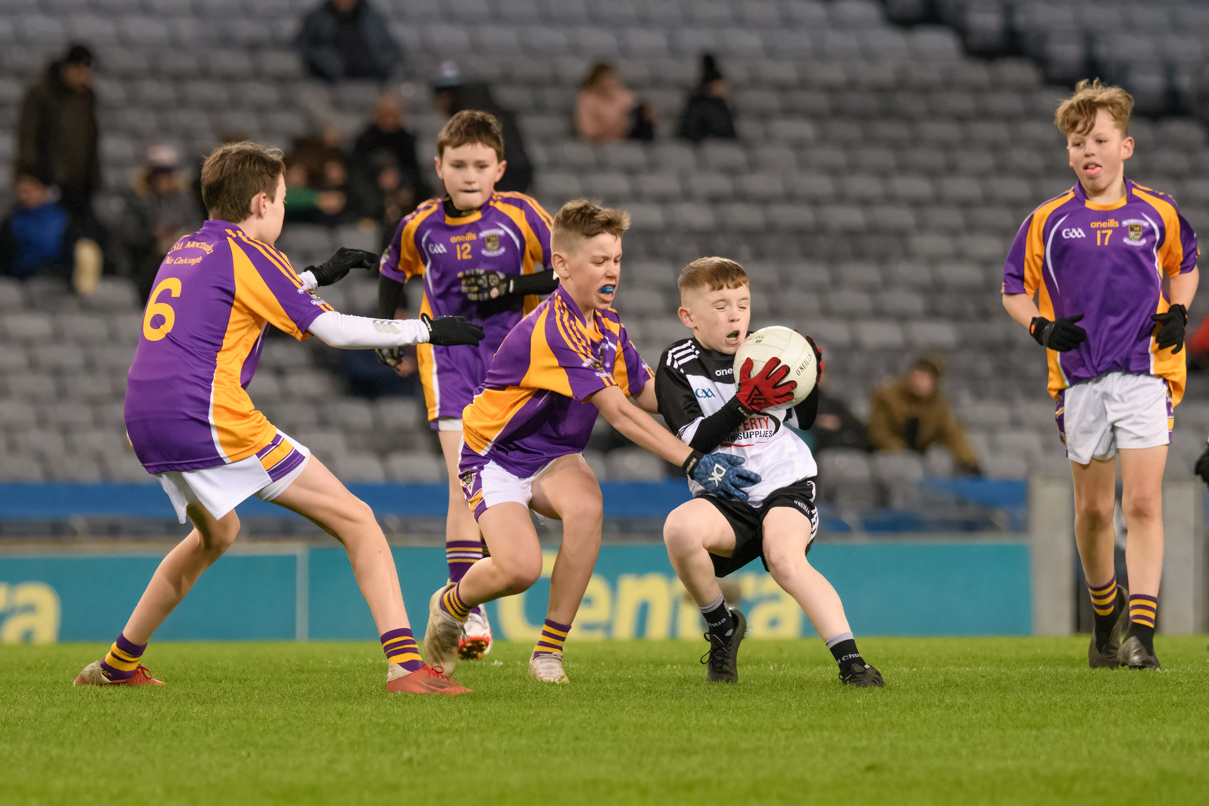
<box><xmin>663</xmin><ymin>516</ymin><xmax>700</xmax><ymax>556</ymax></box>
<box><xmin>200</xmin><ymin>517</ymin><xmax>240</xmax><ymax>553</ymax></box>
<box><xmin>500</xmin><ymin>554</ymin><xmax>542</xmax><ymax>594</ymax></box>
<box><xmin>1122</xmin><ymin>492</ymin><xmax>1161</xmax><ymax>524</ymax></box>
<box><xmin>1075</xmin><ymin>499</ymin><xmax>1114</xmax><ymax>531</ymax></box>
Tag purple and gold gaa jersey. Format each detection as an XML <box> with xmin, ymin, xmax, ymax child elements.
<box><xmin>461</xmin><ymin>285</ymin><xmax>653</xmax><ymax>478</ymax></box>
<box><xmin>1003</xmin><ymin>178</ymin><xmax>1198</xmax><ymax>403</ymax></box>
<box><xmin>380</xmin><ymin>192</ymin><xmax>553</xmax><ymax>421</ymax></box>
<box><xmin>125</xmin><ymin>220</ymin><xmax>332</xmax><ymax>474</ymax></box>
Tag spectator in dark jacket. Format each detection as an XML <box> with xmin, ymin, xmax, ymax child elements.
<box><xmin>350</xmin><ymin>92</ymin><xmax>428</xmax><ymax>226</ymax></box>
<box><xmin>0</xmin><ymin>172</ymin><xmax>76</xmax><ymax>281</ymax></box>
<box><xmin>115</xmin><ymin>145</ymin><xmax>201</xmax><ymax>302</ymax></box>
<box><xmin>295</xmin><ymin>0</ymin><xmax>401</xmax><ymax>83</ymax></box>
<box><xmin>433</xmin><ymin>63</ymin><xmax>534</xmax><ymax>193</ymax></box>
<box><xmin>15</xmin><ymin>44</ymin><xmax>101</xmax><ymax>230</ymax></box>
<box><xmin>809</xmin><ymin>365</ymin><xmax>870</xmax><ymax>454</ymax></box>
<box><xmin>678</xmin><ymin>54</ymin><xmax>737</xmax><ymax>143</ymax></box>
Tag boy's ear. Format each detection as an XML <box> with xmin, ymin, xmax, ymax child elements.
<box><xmin>677</xmin><ymin>305</ymin><xmax>694</xmax><ymax>329</ymax></box>
<box><xmin>494</xmin><ymin>159</ymin><xmax>507</xmax><ymax>183</ymax></box>
<box><xmin>433</xmin><ymin>154</ymin><xmax>444</xmax><ymax>180</ymax></box>
<box><xmin>1122</xmin><ymin>136</ymin><xmax>1135</xmax><ymax>160</ymax></box>
<box><xmin>551</xmin><ymin>251</ymin><xmax>570</xmax><ymax>279</ymax></box>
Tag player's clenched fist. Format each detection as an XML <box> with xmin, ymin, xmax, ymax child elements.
<box><xmin>1030</xmin><ymin>314</ymin><xmax>1087</xmax><ymax>352</ymax></box>
<box><xmin>1150</xmin><ymin>303</ymin><xmax>1187</xmax><ymax>353</ymax></box>
<box><xmin>735</xmin><ymin>356</ymin><xmax>796</xmax><ymax>414</ymax></box>
<box><xmin>422</xmin><ymin>313</ymin><xmax>484</xmax><ymax>346</ymax></box>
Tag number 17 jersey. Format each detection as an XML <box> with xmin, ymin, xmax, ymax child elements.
<box><xmin>124</xmin><ymin>220</ymin><xmax>333</xmax><ymax>474</ymax></box>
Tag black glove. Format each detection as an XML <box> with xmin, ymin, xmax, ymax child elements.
<box><xmin>460</xmin><ymin>269</ymin><xmax>515</xmax><ymax>301</ymax></box>
<box><xmin>423</xmin><ymin>312</ymin><xmax>484</xmax><ymax>346</ymax></box>
<box><xmin>1030</xmin><ymin>314</ymin><xmax>1087</xmax><ymax>352</ymax></box>
<box><xmin>1195</xmin><ymin>443</ymin><xmax>1209</xmax><ymax>485</ymax></box>
<box><xmin>307</xmin><ymin>248</ymin><xmax>380</xmax><ymax>287</ymax></box>
<box><xmin>1151</xmin><ymin>304</ymin><xmax>1187</xmax><ymax>353</ymax></box>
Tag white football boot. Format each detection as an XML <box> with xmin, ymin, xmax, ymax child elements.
<box><xmin>459</xmin><ymin>606</ymin><xmax>493</xmax><ymax>660</ymax></box>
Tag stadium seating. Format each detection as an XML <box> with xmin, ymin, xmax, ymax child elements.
<box><xmin>2</xmin><ymin>0</ymin><xmax>1208</xmax><ymax>508</ymax></box>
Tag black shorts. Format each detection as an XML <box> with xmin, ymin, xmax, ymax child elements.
<box><xmin>700</xmin><ymin>477</ymin><xmax>819</xmax><ymax>578</ymax></box>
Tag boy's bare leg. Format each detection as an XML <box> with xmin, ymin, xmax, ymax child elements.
<box><xmin>1070</xmin><ymin>457</ymin><xmax>1118</xmax><ymax>590</ymax></box>
<box><xmin>760</xmin><ymin>508</ymin><xmax>850</xmax><ymax>641</ymax></box>
<box><xmin>272</xmin><ymin>456</ymin><xmax>409</xmax><ymax>634</ymax></box>
<box><xmin>1115</xmin><ymin>445</ymin><xmax>1166</xmax><ymax>665</ymax></box>
<box><xmin>762</xmin><ymin>508</ymin><xmax>881</xmax><ymax>685</ymax></box>
<box><xmin>454</xmin><ymin>503</ymin><xmax>544</xmax><ymax>604</ymax></box>
<box><xmin>438</xmin><ymin>430</ymin><xmax>484</xmax><ymax>582</ymax></box>
<box><xmin>662</xmin><ymin>499</ymin><xmax>737</xmax><ymax>607</ymax></box>
<box><xmin>529</xmin><ymin>455</ymin><xmax>604</xmax><ymax>626</ymax></box>
<box><xmin>1118</xmin><ymin>446</ymin><xmax>1166</xmax><ymax>597</ymax></box>
<box><xmin>122</xmin><ymin>503</ymin><xmax>241</xmax><ymax>644</ymax></box>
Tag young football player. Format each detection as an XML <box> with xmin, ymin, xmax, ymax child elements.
<box><xmin>377</xmin><ymin>110</ymin><xmax>557</xmax><ymax>659</ymax></box>
<box><xmin>1002</xmin><ymin>80</ymin><xmax>1199</xmax><ymax>669</ymax></box>
<box><xmin>75</xmin><ymin>142</ymin><xmax>484</xmax><ymax>694</ymax></box>
<box><xmin>422</xmin><ymin>200</ymin><xmax>759</xmax><ymax>684</ymax></box>
<box><xmin>656</xmin><ymin>257</ymin><xmax>884</xmax><ymax>687</ymax></box>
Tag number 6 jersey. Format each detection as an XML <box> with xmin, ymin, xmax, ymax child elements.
<box><xmin>124</xmin><ymin>220</ymin><xmax>333</xmax><ymax>474</ymax></box>
<box><xmin>656</xmin><ymin>337</ymin><xmax>817</xmax><ymax>506</ymax></box>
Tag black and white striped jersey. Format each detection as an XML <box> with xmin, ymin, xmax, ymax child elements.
<box><xmin>656</xmin><ymin>337</ymin><xmax>818</xmax><ymax>505</ymax></box>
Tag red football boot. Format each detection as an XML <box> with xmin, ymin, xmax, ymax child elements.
<box><xmin>386</xmin><ymin>663</ymin><xmax>472</xmax><ymax>694</ymax></box>
<box><xmin>74</xmin><ymin>661</ymin><xmax>165</xmax><ymax>686</ymax></box>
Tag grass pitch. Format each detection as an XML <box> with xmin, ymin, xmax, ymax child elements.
<box><xmin>3</xmin><ymin>638</ymin><xmax>1209</xmax><ymax>805</ymax></box>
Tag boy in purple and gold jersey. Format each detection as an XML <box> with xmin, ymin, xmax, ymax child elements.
<box><xmin>377</xmin><ymin>110</ymin><xmax>557</xmax><ymax>659</ymax></box>
<box><xmin>421</xmin><ymin>199</ymin><xmax>759</xmax><ymax>685</ymax></box>
<box><xmin>75</xmin><ymin>142</ymin><xmax>483</xmax><ymax>694</ymax></box>
<box><xmin>1003</xmin><ymin>80</ymin><xmax>1199</xmax><ymax>670</ymax></box>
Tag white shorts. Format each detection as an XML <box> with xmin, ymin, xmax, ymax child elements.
<box><xmin>157</xmin><ymin>431</ymin><xmax>311</xmax><ymax>524</ymax></box>
<box><xmin>435</xmin><ymin>417</ymin><xmax>463</xmax><ymax>433</ymax></box>
<box><xmin>460</xmin><ymin>454</ymin><xmax>555</xmax><ymax>522</ymax></box>
<box><xmin>1058</xmin><ymin>372</ymin><xmax>1173</xmax><ymax>464</ymax></box>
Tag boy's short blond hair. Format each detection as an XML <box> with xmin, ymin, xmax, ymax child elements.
<box><xmin>437</xmin><ymin>109</ymin><xmax>505</xmax><ymax>160</ymax></box>
<box><xmin>200</xmin><ymin>141</ymin><xmax>284</xmax><ymax>223</ymax></box>
<box><xmin>677</xmin><ymin>257</ymin><xmax>749</xmax><ymax>297</ymax></box>
<box><xmin>1055</xmin><ymin>79</ymin><xmax>1134</xmax><ymax>137</ymax></box>
<box><xmin>551</xmin><ymin>198</ymin><xmax>630</xmax><ymax>254</ymax></box>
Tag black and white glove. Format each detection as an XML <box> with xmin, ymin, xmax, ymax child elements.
<box><xmin>423</xmin><ymin>312</ymin><xmax>484</xmax><ymax>346</ymax></box>
<box><xmin>307</xmin><ymin>248</ymin><xmax>380</xmax><ymax>287</ymax></box>
<box><xmin>460</xmin><ymin>269</ymin><xmax>515</xmax><ymax>301</ymax></box>
<box><xmin>682</xmin><ymin>451</ymin><xmax>761</xmax><ymax>502</ymax></box>
<box><xmin>375</xmin><ymin>347</ymin><xmax>403</xmax><ymax>367</ymax></box>
<box><xmin>1030</xmin><ymin>314</ymin><xmax>1087</xmax><ymax>352</ymax></box>
<box><xmin>1151</xmin><ymin>304</ymin><xmax>1187</xmax><ymax>353</ymax></box>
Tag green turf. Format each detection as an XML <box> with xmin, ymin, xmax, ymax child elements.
<box><xmin>3</xmin><ymin>638</ymin><xmax>1209</xmax><ymax>805</ymax></box>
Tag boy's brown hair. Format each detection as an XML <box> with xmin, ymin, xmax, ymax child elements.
<box><xmin>200</xmin><ymin>141</ymin><xmax>285</xmax><ymax>223</ymax></box>
<box><xmin>677</xmin><ymin>257</ymin><xmax>749</xmax><ymax>296</ymax></box>
<box><xmin>437</xmin><ymin>109</ymin><xmax>505</xmax><ymax>161</ymax></box>
<box><xmin>1055</xmin><ymin>79</ymin><xmax>1134</xmax><ymax>137</ymax></box>
<box><xmin>552</xmin><ymin>198</ymin><xmax>630</xmax><ymax>253</ymax></box>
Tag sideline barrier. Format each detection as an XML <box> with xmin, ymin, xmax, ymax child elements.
<box><xmin>0</xmin><ymin>542</ymin><xmax>1030</xmax><ymax>644</ymax></box>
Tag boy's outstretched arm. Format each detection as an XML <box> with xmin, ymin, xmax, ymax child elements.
<box><xmin>592</xmin><ymin>385</ymin><xmax>759</xmax><ymax>500</ymax></box>
<box><xmin>307</xmin><ymin>311</ymin><xmax>483</xmax><ymax>349</ymax></box>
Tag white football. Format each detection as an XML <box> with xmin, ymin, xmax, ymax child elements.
<box><xmin>733</xmin><ymin>326</ymin><xmax>818</xmax><ymax>411</ymax></box>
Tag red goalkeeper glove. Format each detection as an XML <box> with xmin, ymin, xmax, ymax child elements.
<box><xmin>736</xmin><ymin>357</ymin><xmax>796</xmax><ymax>414</ymax></box>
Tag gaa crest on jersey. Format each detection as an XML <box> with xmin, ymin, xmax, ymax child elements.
<box><xmin>481</xmin><ymin>229</ymin><xmax>505</xmax><ymax>257</ymax></box>
<box><xmin>1122</xmin><ymin>219</ymin><xmax>1148</xmax><ymax>246</ymax></box>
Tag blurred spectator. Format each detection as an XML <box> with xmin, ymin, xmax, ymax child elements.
<box><xmin>576</xmin><ymin>62</ymin><xmax>655</xmax><ymax>144</ymax></box>
<box><xmin>809</xmin><ymin>365</ymin><xmax>869</xmax><ymax>454</ymax></box>
<box><xmin>678</xmin><ymin>54</ymin><xmax>737</xmax><ymax>143</ymax></box>
<box><xmin>284</xmin><ymin>131</ymin><xmax>351</xmax><ymax>226</ymax></box>
<box><xmin>349</xmin><ymin>93</ymin><xmax>428</xmax><ymax>233</ymax></box>
<box><xmin>15</xmin><ymin>44</ymin><xmax>102</xmax><ymax>236</ymax></box>
<box><xmin>0</xmin><ymin>173</ymin><xmax>73</xmax><ymax>280</ymax></box>
<box><xmin>114</xmin><ymin>145</ymin><xmax>201</xmax><ymax>302</ymax></box>
<box><xmin>295</xmin><ymin>0</ymin><xmax>401</xmax><ymax>83</ymax></box>
<box><xmin>432</xmin><ymin>62</ymin><xmax>533</xmax><ymax>193</ymax></box>
<box><xmin>868</xmin><ymin>354</ymin><xmax>981</xmax><ymax>475</ymax></box>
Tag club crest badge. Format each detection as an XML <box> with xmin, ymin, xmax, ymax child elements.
<box><xmin>481</xmin><ymin>229</ymin><xmax>505</xmax><ymax>257</ymax></box>
<box><xmin>1122</xmin><ymin>219</ymin><xmax>1148</xmax><ymax>246</ymax></box>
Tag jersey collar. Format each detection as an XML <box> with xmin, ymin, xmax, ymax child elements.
<box><xmin>442</xmin><ymin>194</ymin><xmax>493</xmax><ymax>225</ymax></box>
<box><xmin>1073</xmin><ymin>176</ymin><xmax>1133</xmax><ymax>211</ymax></box>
